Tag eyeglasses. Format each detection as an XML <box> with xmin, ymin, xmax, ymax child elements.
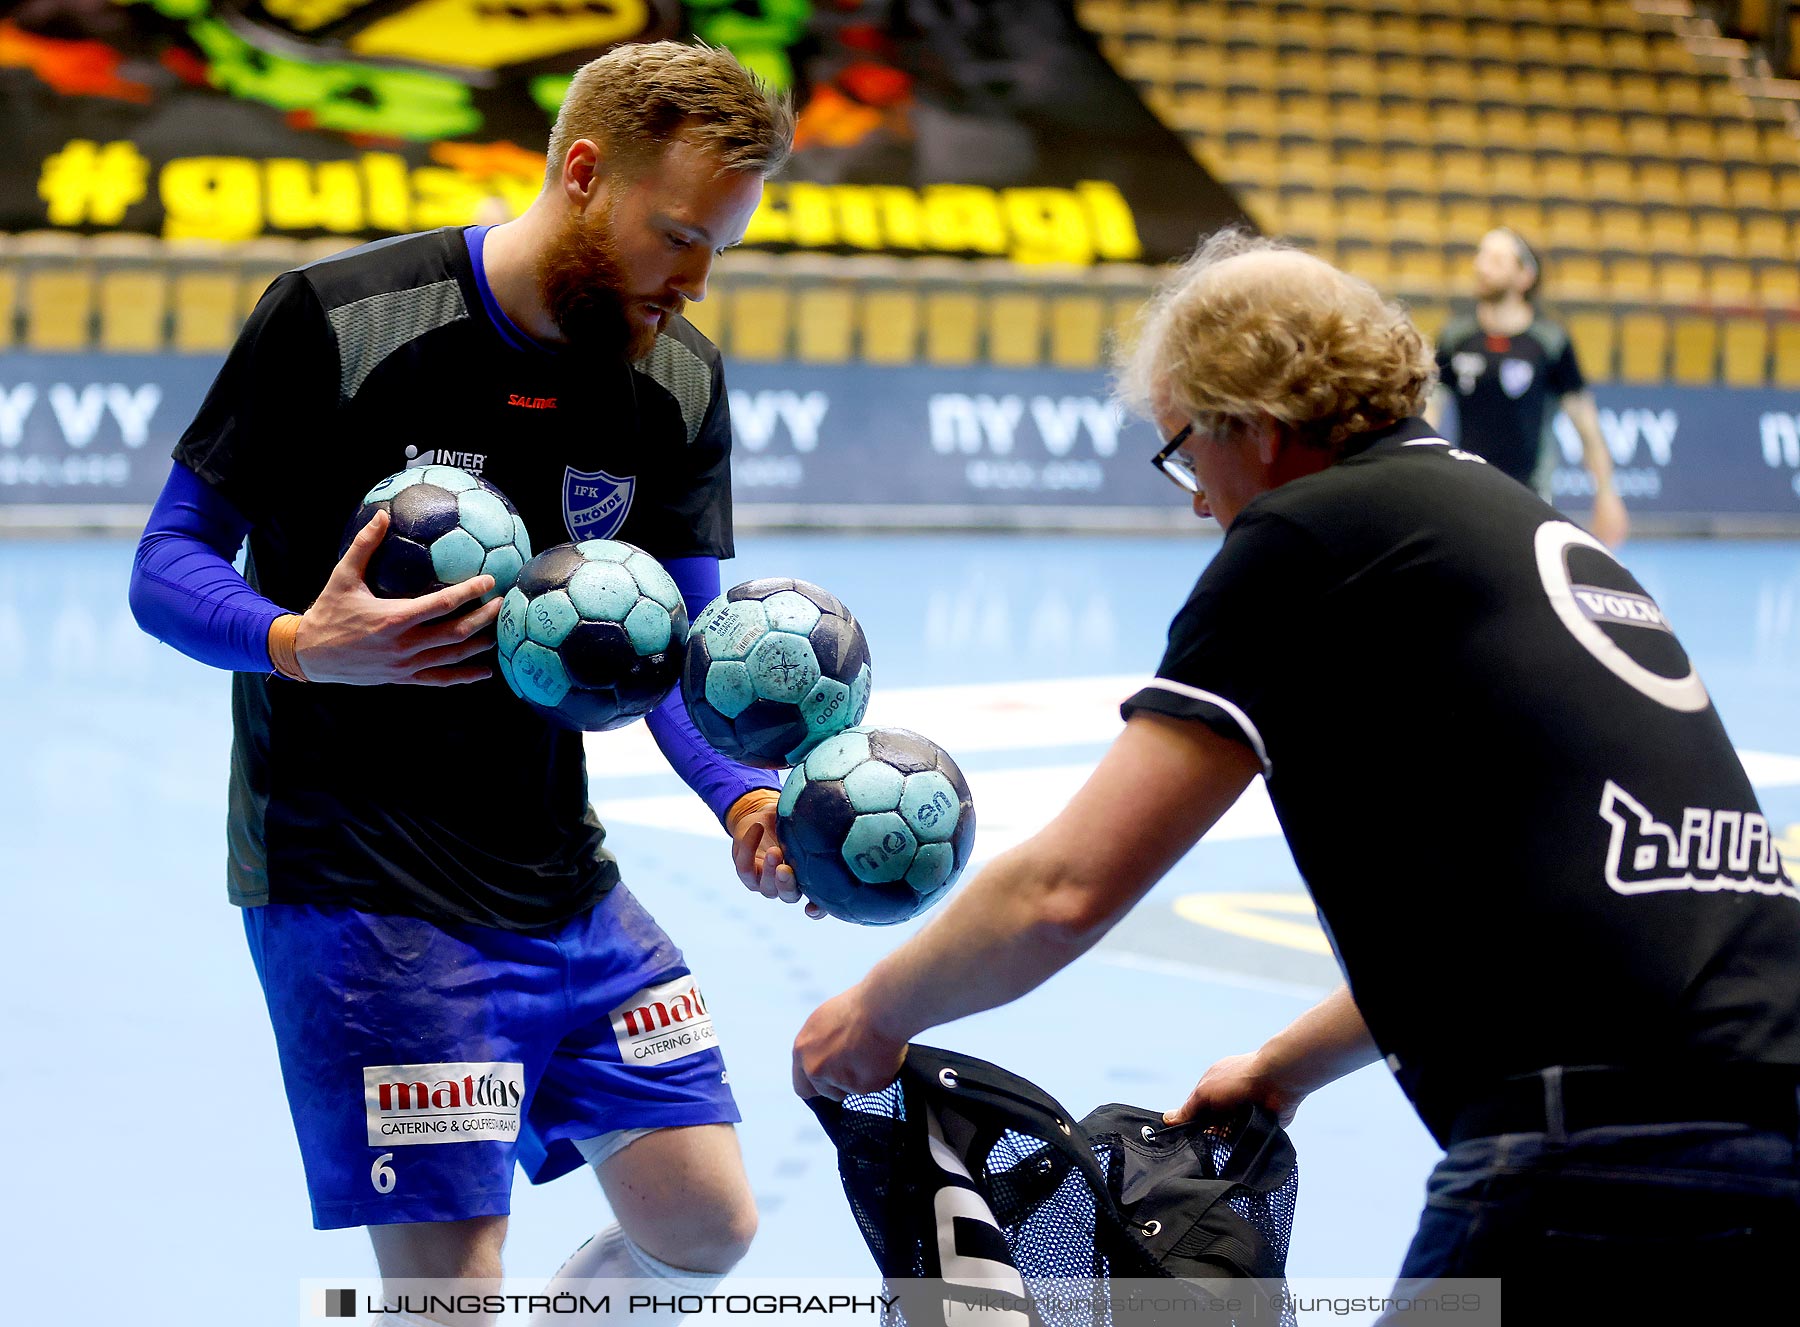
<box><xmin>1152</xmin><ymin>422</ymin><xmax>1200</xmax><ymax>493</ymax></box>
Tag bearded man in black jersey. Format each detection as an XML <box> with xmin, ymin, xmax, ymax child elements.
<box><xmin>793</xmin><ymin>232</ymin><xmax>1800</xmax><ymax>1315</ymax></box>
<box><xmin>133</xmin><ymin>42</ymin><xmax>804</xmax><ymax>1327</ymax></box>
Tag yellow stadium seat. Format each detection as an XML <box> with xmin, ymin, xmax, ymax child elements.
<box><xmin>1276</xmin><ymin>190</ymin><xmax>1338</xmax><ymax>246</ymax></box>
<box><xmin>1594</xmin><ymin>205</ymin><xmax>1648</xmax><ymax>254</ymax></box>
<box><xmin>1660</xmin><ymin>259</ymin><xmax>1708</xmax><ymax>306</ymax></box>
<box><xmin>1543</xmin><ymin>201</ymin><xmax>1599</xmax><ymax>252</ymax></box>
<box><xmin>1646</xmin><ymin>211</ymin><xmax>1695</xmax><ymax>257</ymax></box>
<box><xmin>1427</xmin><ymin>103</ymin><xmax>1483</xmax><ymax>150</ymax></box>
<box><xmin>1406</xmin><ymin>300</ymin><xmax>1449</xmax><ymax>345</ymax></box>
<box><xmin>97</xmin><ymin>269</ymin><xmax>168</xmax><ymax>353</ymax></box>
<box><xmin>1671</xmin><ymin>120</ymin><xmax>1718</xmax><ymax>163</ymax></box>
<box><xmin>1617</xmin><ymin>311</ymin><xmax>1669</xmax><ymax>383</ymax></box>
<box><xmin>1325</xmin><ymin>54</ymin><xmax>1382</xmax><ymax>97</ymax></box>
<box><xmin>1553</xmin><ymin>254</ymin><xmax>1608</xmax><ymax>302</ymax></box>
<box><xmin>24</xmin><ymin>267</ymin><xmax>94</xmax><ymax>352</ymax></box>
<box><xmin>1774</xmin><ymin>324</ymin><xmax>1800</xmax><ymax>388</ymax></box>
<box><xmin>1516</xmin><ymin>26</ymin><xmax>1565</xmax><ymax>66</ymax></box>
<box><xmin>1489</xmin><ymin>151</ymin><xmax>1538</xmax><ymax>200</ymax></box>
<box><xmin>1438</xmin><ymin>149</ymin><xmax>1492</xmax><ymax>196</ymax></box>
<box><xmin>1616</xmin><ymin>74</ymin><xmax>1664</xmax><ymax>116</ymax></box>
<box><xmin>1707</xmin><ymin>261</ymin><xmax>1757</xmax><ymax>307</ymax></box>
<box><xmin>923</xmin><ymin>288</ymin><xmax>982</xmax><ymax>367</ymax></box>
<box><xmin>1442</xmin><ymin>197</ymin><xmax>1496</xmax><ymax>241</ymax></box>
<box><xmin>1606</xmin><ymin>256</ymin><xmax>1657</xmax><ymax>303</ymax></box>
<box><xmin>1756</xmin><ymin>264</ymin><xmax>1800</xmax><ymax>310</ymax></box>
<box><xmin>1728</xmin><ymin>167</ymin><xmax>1777</xmax><ymax>210</ymax></box>
<box><xmin>1537</xmin><ymin>156</ymin><xmax>1588</xmax><ymax>205</ymax></box>
<box><xmin>0</xmin><ymin>264</ymin><xmax>15</xmax><ymax>352</ymax></box>
<box><xmin>1681</xmin><ymin>163</ymin><xmax>1730</xmax><ymax>209</ymax></box>
<box><xmin>1778</xmin><ymin>170</ymin><xmax>1800</xmax><ymax>212</ymax></box>
<box><xmin>1389</xmin><ymin>196</ymin><xmax>1444</xmax><ymax>246</ymax></box>
<box><xmin>1605</xmin><ymin>30</ymin><xmax>1651</xmax><ymax>69</ymax></box>
<box><xmin>1223</xmin><ymin>90</ymin><xmax>1281</xmax><ymax>135</ymax></box>
<box><xmin>858</xmin><ymin>285</ymin><xmax>920</xmax><ymax>366</ymax></box>
<box><xmin>985</xmin><ymin>285</ymin><xmax>1046</xmax><ymax>368</ymax></box>
<box><xmin>1335</xmin><ymin>193</ymin><xmax>1390</xmax><ymax>242</ymax></box>
<box><xmin>1636</xmin><ymin>162</ymin><xmax>1684</xmax><ymax>207</ymax></box>
<box><xmin>1566</xmin><ymin>310</ymin><xmax>1616</xmax><ymax>382</ymax></box>
<box><xmin>1692</xmin><ymin>212</ymin><xmax>1741</xmax><ymax>260</ymax></box>
<box><xmin>1589</xmin><ymin>159</ymin><xmax>1636</xmax><ymax>202</ymax></box>
<box><xmin>171</xmin><ymin>271</ymin><xmax>240</xmax><ymax>354</ymax></box>
<box><xmin>1567</xmin><ymin>71</ymin><xmax>1617</xmax><ymax>112</ymax></box>
<box><xmin>1049</xmin><ymin>291</ymin><xmax>1107</xmax><ymax>369</ymax></box>
<box><xmin>794</xmin><ymin>284</ymin><xmax>856</xmax><ymax>365</ymax></box>
<box><xmin>1226</xmin><ymin>47</ymin><xmax>1280</xmax><ymax>89</ymax></box>
<box><xmin>1467</xmin><ymin>20</ymin><xmax>1517</xmax><ymax>63</ymax></box>
<box><xmin>1276</xmin><ymin>141</ymin><xmax>1335</xmax><ymax>189</ymax></box>
<box><xmin>1574</xmin><ymin>112</ymin><xmax>1628</xmax><ymax>156</ymax></box>
<box><xmin>1393</xmin><ymin>247</ymin><xmax>1449</xmax><ymax>295</ymax></box>
<box><xmin>726</xmin><ymin>283</ymin><xmax>792</xmax><ymax>362</ymax></box>
<box><xmin>1523</xmin><ymin>67</ymin><xmax>1570</xmax><ymax>110</ymax></box>
<box><xmin>1715</xmin><ymin>120</ymin><xmax>1764</xmax><ymax>163</ymax></box>
<box><xmin>1742</xmin><ymin>214</ymin><xmax>1793</xmax><ymax>262</ymax></box>
<box><xmin>1670</xmin><ymin>318</ymin><xmax>1717</xmax><ymax>385</ymax></box>
<box><xmin>1482</xmin><ymin>106</ymin><xmax>1533</xmax><ymax>149</ymax></box>
<box><xmin>1338</xmin><ymin>245</ymin><xmax>1394</xmax><ymax>293</ymax></box>
<box><xmin>1567</xmin><ymin>29</ymin><xmax>1613</xmax><ymax>70</ymax></box>
<box><xmin>1721</xmin><ymin>318</ymin><xmax>1769</xmax><ymax>386</ymax></box>
<box><xmin>1417</xmin><ymin>17</ymin><xmax>1471</xmax><ymax>60</ymax></box>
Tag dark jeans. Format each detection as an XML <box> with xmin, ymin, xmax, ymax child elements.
<box><xmin>1383</xmin><ymin>1111</ymin><xmax>1800</xmax><ymax>1324</ymax></box>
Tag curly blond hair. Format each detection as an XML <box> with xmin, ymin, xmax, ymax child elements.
<box><xmin>546</xmin><ymin>41</ymin><xmax>795</xmax><ymax>184</ymax></box>
<box><xmin>1117</xmin><ymin>231</ymin><xmax>1436</xmax><ymax>454</ymax></box>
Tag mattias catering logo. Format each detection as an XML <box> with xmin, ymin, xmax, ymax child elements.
<box><xmin>610</xmin><ymin>976</ymin><xmax>717</xmax><ymax>1066</ymax></box>
<box><xmin>363</xmin><ymin>1061</ymin><xmax>524</xmax><ymax>1146</ymax></box>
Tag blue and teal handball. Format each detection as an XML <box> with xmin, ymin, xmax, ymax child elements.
<box><xmin>778</xmin><ymin>727</ymin><xmax>976</xmax><ymax>925</ymax></box>
<box><xmin>683</xmin><ymin>578</ymin><xmax>873</xmax><ymax>767</ymax></box>
<box><xmin>497</xmin><ymin>540</ymin><xmax>688</xmax><ymax>731</ymax></box>
<box><xmin>343</xmin><ymin>465</ymin><xmax>531</xmax><ymax>602</ymax></box>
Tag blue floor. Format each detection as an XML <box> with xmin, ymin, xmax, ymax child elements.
<box><xmin>3</xmin><ymin>532</ymin><xmax>1799</xmax><ymax>1323</ymax></box>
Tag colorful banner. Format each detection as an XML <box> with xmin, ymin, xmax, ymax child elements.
<box><xmin>3</xmin><ymin>354</ymin><xmax>1798</xmax><ymax>530</ymax></box>
<box><xmin>2</xmin><ymin>0</ymin><xmax>1243</xmax><ymax>262</ymax></box>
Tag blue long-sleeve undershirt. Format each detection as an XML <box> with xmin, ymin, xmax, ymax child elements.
<box><xmin>647</xmin><ymin>558</ymin><xmax>782</xmax><ymax>825</ymax></box>
<box><xmin>129</xmin><ymin>460</ymin><xmax>284</xmax><ymax>672</ymax></box>
<box><xmin>128</xmin><ymin>460</ymin><xmax>777</xmax><ymax>823</ymax></box>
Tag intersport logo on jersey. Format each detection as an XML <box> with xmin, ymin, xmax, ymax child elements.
<box><xmin>610</xmin><ymin>976</ymin><xmax>717</xmax><ymax>1067</ymax></box>
<box><xmin>363</xmin><ymin>1061</ymin><xmax>525</xmax><ymax>1146</ymax></box>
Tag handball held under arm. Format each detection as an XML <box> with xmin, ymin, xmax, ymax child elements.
<box><xmin>285</xmin><ymin>510</ymin><xmax>503</xmax><ymax>685</ymax></box>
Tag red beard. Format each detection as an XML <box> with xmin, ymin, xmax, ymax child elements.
<box><xmin>539</xmin><ymin>209</ymin><xmax>683</xmax><ymax>361</ymax></box>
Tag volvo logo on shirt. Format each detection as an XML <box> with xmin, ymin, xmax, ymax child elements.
<box><xmin>1598</xmin><ymin>781</ymin><xmax>1795</xmax><ymax>901</ymax></box>
<box><xmin>1534</xmin><ymin>521</ymin><xmax>1708</xmax><ymax>713</ymax></box>
<box><xmin>563</xmin><ymin>466</ymin><xmax>634</xmax><ymax>542</ymax></box>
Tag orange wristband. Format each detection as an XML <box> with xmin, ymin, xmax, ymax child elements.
<box><xmin>268</xmin><ymin>613</ymin><xmax>309</xmax><ymax>682</ymax></box>
<box><xmin>724</xmin><ymin>787</ymin><xmax>781</xmax><ymax>837</ymax></box>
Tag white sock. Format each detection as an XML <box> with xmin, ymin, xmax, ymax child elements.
<box><xmin>531</xmin><ymin>1224</ymin><xmax>726</xmax><ymax>1324</ymax></box>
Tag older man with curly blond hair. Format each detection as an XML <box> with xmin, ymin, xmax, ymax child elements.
<box><xmin>795</xmin><ymin>232</ymin><xmax>1800</xmax><ymax>1318</ymax></box>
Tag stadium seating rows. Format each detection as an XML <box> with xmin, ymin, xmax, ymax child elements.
<box><xmin>1064</xmin><ymin>0</ymin><xmax>1800</xmax><ymax>385</ymax></box>
<box><xmin>1</xmin><ymin>231</ymin><xmax>1797</xmax><ymax>387</ymax></box>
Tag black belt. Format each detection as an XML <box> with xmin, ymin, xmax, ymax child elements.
<box><xmin>1447</xmin><ymin>1065</ymin><xmax>1800</xmax><ymax>1146</ymax></box>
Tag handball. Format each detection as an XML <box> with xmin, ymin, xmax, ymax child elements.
<box><xmin>343</xmin><ymin>465</ymin><xmax>530</xmax><ymax>603</ymax></box>
<box><xmin>777</xmin><ymin>727</ymin><xmax>976</xmax><ymax>925</ymax></box>
<box><xmin>683</xmin><ymin>578</ymin><xmax>873</xmax><ymax>768</ymax></box>
<box><xmin>497</xmin><ymin>540</ymin><xmax>687</xmax><ymax>731</ymax></box>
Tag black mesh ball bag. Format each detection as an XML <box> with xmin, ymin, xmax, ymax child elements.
<box><xmin>810</xmin><ymin>1045</ymin><xmax>1299</xmax><ymax>1327</ymax></box>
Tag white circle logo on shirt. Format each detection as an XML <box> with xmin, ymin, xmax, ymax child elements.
<box><xmin>1533</xmin><ymin>521</ymin><xmax>1708</xmax><ymax>712</ymax></box>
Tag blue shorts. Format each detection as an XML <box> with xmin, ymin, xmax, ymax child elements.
<box><xmin>244</xmin><ymin>886</ymin><xmax>739</xmax><ymax>1230</ymax></box>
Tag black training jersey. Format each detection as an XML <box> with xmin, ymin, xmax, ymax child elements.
<box><xmin>175</xmin><ymin>228</ymin><xmax>737</xmax><ymax>930</ymax></box>
<box><xmin>1436</xmin><ymin>313</ymin><xmax>1584</xmax><ymax>488</ymax></box>
<box><xmin>1122</xmin><ymin>418</ymin><xmax>1800</xmax><ymax>1141</ymax></box>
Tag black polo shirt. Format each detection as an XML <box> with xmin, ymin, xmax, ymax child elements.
<box><xmin>1123</xmin><ymin>417</ymin><xmax>1800</xmax><ymax>1140</ymax></box>
<box><xmin>176</xmin><ymin>228</ymin><xmax>736</xmax><ymax>929</ymax></box>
